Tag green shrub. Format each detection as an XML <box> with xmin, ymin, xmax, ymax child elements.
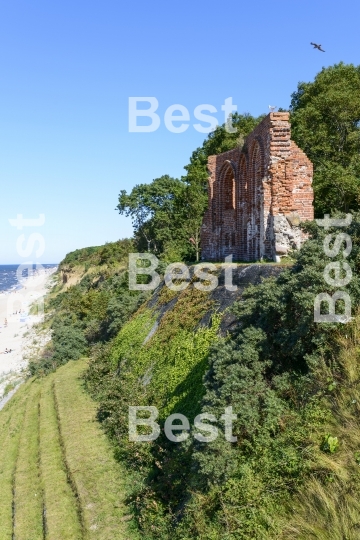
<box><xmin>51</xmin><ymin>324</ymin><xmax>88</xmax><ymax>363</ymax></box>
<box><xmin>321</xmin><ymin>434</ymin><xmax>339</xmax><ymax>453</ymax></box>
<box><xmin>84</xmin><ymin>213</ymin><xmax>360</xmax><ymax>539</ymax></box>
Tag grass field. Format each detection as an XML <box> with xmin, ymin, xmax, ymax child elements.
<box><xmin>0</xmin><ymin>360</ymin><xmax>137</xmax><ymax>540</ymax></box>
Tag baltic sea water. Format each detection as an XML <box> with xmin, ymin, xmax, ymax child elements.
<box><xmin>0</xmin><ymin>265</ymin><xmax>57</xmax><ymax>293</ymax></box>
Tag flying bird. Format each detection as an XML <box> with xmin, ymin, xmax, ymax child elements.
<box><xmin>268</xmin><ymin>105</ymin><xmax>277</xmax><ymax>112</ymax></box>
<box><xmin>311</xmin><ymin>42</ymin><xmax>325</xmax><ymax>52</ymax></box>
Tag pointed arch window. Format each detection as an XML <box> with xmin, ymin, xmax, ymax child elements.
<box><xmin>222</xmin><ymin>165</ymin><xmax>235</xmax><ymax>210</ymax></box>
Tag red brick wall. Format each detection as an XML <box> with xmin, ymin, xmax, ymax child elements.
<box><xmin>201</xmin><ymin>113</ymin><xmax>314</xmax><ymax>261</ymax></box>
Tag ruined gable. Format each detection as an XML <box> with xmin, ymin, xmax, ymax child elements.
<box><xmin>200</xmin><ymin>112</ymin><xmax>314</xmax><ymax>261</ymax></box>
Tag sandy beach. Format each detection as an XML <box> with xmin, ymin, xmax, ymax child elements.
<box><xmin>0</xmin><ymin>266</ymin><xmax>57</xmax><ymax>403</ymax></box>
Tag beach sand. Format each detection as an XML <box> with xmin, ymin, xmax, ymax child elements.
<box><xmin>0</xmin><ymin>267</ymin><xmax>57</xmax><ymax>403</ymax></box>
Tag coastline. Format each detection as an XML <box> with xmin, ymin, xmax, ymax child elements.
<box><xmin>0</xmin><ymin>266</ymin><xmax>57</xmax><ymax>408</ymax></box>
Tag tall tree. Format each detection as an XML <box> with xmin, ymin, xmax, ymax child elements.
<box><xmin>116</xmin><ymin>175</ymin><xmax>184</xmax><ymax>253</ymax></box>
<box><xmin>290</xmin><ymin>63</ymin><xmax>360</xmax><ymax>215</ymax></box>
<box><xmin>117</xmin><ymin>114</ymin><xmax>264</xmax><ymax>261</ymax></box>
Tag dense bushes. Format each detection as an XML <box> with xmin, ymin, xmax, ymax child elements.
<box><xmin>61</xmin><ymin>238</ymin><xmax>135</xmax><ymax>268</ymax></box>
<box><xmin>84</xmin><ymin>285</ymin><xmax>222</xmax><ymax>530</ymax></box>
<box><xmin>30</xmin><ymin>216</ymin><xmax>360</xmax><ymax>537</ymax></box>
<box><xmin>174</xmin><ymin>215</ymin><xmax>360</xmax><ymax>538</ymax></box>
<box><xmin>83</xmin><ymin>215</ymin><xmax>360</xmax><ymax>539</ymax></box>
<box><xmin>29</xmin><ymin>241</ymin><xmax>148</xmax><ymax>376</ymax></box>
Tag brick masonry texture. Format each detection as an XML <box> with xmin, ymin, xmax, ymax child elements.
<box><xmin>200</xmin><ymin>112</ymin><xmax>314</xmax><ymax>261</ymax></box>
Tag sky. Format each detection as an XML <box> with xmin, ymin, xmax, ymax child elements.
<box><xmin>0</xmin><ymin>0</ymin><xmax>359</xmax><ymax>264</ymax></box>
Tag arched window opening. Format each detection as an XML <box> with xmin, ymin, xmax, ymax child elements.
<box><xmin>223</xmin><ymin>165</ymin><xmax>235</xmax><ymax>210</ymax></box>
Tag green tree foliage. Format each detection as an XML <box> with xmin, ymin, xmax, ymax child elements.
<box><xmin>117</xmin><ymin>175</ymin><xmax>184</xmax><ymax>254</ymax></box>
<box><xmin>290</xmin><ymin>63</ymin><xmax>360</xmax><ymax>215</ymax></box>
<box><xmin>117</xmin><ymin>114</ymin><xmax>264</xmax><ymax>261</ymax></box>
<box><xmin>61</xmin><ymin>238</ymin><xmax>135</xmax><ymax>268</ymax></box>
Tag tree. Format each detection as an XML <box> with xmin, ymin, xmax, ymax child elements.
<box><xmin>290</xmin><ymin>63</ymin><xmax>360</xmax><ymax>215</ymax></box>
<box><xmin>116</xmin><ymin>175</ymin><xmax>184</xmax><ymax>253</ymax></box>
<box><xmin>175</xmin><ymin>181</ymin><xmax>206</xmax><ymax>262</ymax></box>
<box><xmin>117</xmin><ymin>114</ymin><xmax>264</xmax><ymax>261</ymax></box>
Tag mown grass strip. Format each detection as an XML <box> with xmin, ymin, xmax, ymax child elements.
<box><xmin>53</xmin><ymin>359</ymin><xmax>138</xmax><ymax>540</ymax></box>
<box><xmin>13</xmin><ymin>379</ymin><xmax>44</xmax><ymax>540</ymax></box>
<box><xmin>0</xmin><ymin>382</ymin><xmax>30</xmax><ymax>540</ymax></box>
<box><xmin>39</xmin><ymin>374</ymin><xmax>83</xmax><ymax>540</ymax></box>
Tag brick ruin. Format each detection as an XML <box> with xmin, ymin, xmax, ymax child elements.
<box><xmin>200</xmin><ymin>112</ymin><xmax>314</xmax><ymax>262</ymax></box>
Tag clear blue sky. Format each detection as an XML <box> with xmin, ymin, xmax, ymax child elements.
<box><xmin>1</xmin><ymin>0</ymin><xmax>359</xmax><ymax>263</ymax></box>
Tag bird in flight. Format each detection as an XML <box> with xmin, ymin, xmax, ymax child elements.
<box><xmin>311</xmin><ymin>42</ymin><xmax>325</xmax><ymax>52</ymax></box>
<box><xmin>268</xmin><ymin>105</ymin><xmax>277</xmax><ymax>112</ymax></box>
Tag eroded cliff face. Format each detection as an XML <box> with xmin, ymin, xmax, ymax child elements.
<box><xmin>60</xmin><ymin>265</ymin><xmax>83</xmax><ymax>288</ymax></box>
<box><xmin>147</xmin><ymin>264</ymin><xmax>284</xmax><ymax>337</ymax></box>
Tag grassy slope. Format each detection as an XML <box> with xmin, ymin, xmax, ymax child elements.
<box><xmin>54</xmin><ymin>360</ymin><xmax>137</xmax><ymax>539</ymax></box>
<box><xmin>282</xmin><ymin>317</ymin><xmax>360</xmax><ymax>539</ymax></box>
<box><xmin>40</xmin><ymin>373</ymin><xmax>83</xmax><ymax>540</ymax></box>
<box><xmin>0</xmin><ymin>380</ymin><xmax>29</xmax><ymax>538</ymax></box>
<box><xmin>13</xmin><ymin>381</ymin><xmax>43</xmax><ymax>539</ymax></box>
<box><xmin>0</xmin><ymin>360</ymin><xmax>136</xmax><ymax>540</ymax></box>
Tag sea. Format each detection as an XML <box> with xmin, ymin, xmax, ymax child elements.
<box><xmin>0</xmin><ymin>264</ymin><xmax>58</xmax><ymax>293</ymax></box>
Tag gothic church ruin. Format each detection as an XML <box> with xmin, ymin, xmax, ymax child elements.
<box><xmin>201</xmin><ymin>112</ymin><xmax>314</xmax><ymax>261</ymax></box>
